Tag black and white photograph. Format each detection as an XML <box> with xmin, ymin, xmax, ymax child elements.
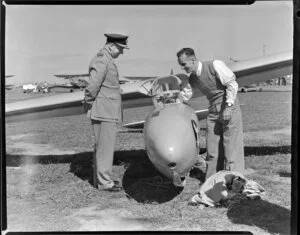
<box><xmin>3</xmin><ymin>1</ymin><xmax>294</xmax><ymax>233</ymax></box>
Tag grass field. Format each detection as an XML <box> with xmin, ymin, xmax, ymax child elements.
<box><xmin>4</xmin><ymin>87</ymin><xmax>292</xmax><ymax>234</ymax></box>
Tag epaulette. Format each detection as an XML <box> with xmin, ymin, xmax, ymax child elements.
<box><xmin>96</xmin><ymin>52</ymin><xmax>109</xmax><ymax>62</ymax></box>
<box><xmin>97</xmin><ymin>52</ymin><xmax>104</xmax><ymax>57</ymax></box>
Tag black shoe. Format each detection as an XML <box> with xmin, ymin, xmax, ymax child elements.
<box><xmin>103</xmin><ymin>185</ymin><xmax>123</xmax><ymax>192</ymax></box>
<box><xmin>188</xmin><ymin>201</ymin><xmax>198</xmax><ymax>206</ymax></box>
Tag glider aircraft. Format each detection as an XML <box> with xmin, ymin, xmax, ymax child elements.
<box><xmin>5</xmin><ymin>51</ymin><xmax>293</xmax><ymax>186</ymax></box>
<box><xmin>53</xmin><ymin>75</ymin><xmax>89</xmax><ymax>91</ymax></box>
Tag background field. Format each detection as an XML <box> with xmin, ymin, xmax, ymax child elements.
<box><xmin>5</xmin><ymin>88</ymin><xmax>292</xmax><ymax>234</ymax></box>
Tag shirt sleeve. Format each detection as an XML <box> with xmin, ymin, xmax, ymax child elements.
<box><xmin>213</xmin><ymin>60</ymin><xmax>238</xmax><ymax>105</ymax></box>
<box><xmin>84</xmin><ymin>54</ymin><xmax>108</xmax><ymax>103</ymax></box>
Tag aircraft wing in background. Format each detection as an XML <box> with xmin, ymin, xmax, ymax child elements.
<box><xmin>5</xmin><ymin>51</ymin><xmax>292</xmax><ymax>123</ymax></box>
<box><xmin>54</xmin><ymin>73</ymin><xmax>157</xmax><ymax>85</ymax></box>
<box><xmin>54</xmin><ymin>74</ymin><xmax>89</xmax><ymax>79</ymax></box>
<box><xmin>123</xmin><ymin>76</ymin><xmax>157</xmax><ymax>80</ymax></box>
<box><xmin>5</xmin><ymin>78</ymin><xmax>155</xmax><ymax>123</ymax></box>
<box><xmin>230</xmin><ymin>51</ymin><xmax>292</xmax><ymax>87</ymax></box>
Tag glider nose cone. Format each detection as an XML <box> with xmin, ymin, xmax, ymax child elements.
<box><xmin>145</xmin><ymin>119</ymin><xmax>198</xmax><ymax>179</ymax></box>
<box><xmin>156</xmin><ymin>136</ymin><xmax>188</xmax><ymax>163</ymax></box>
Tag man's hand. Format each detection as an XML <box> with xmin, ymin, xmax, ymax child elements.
<box><xmin>83</xmin><ymin>101</ymin><xmax>92</xmax><ymax>113</ymax></box>
<box><xmin>219</xmin><ymin>106</ymin><xmax>232</xmax><ymax>124</ymax></box>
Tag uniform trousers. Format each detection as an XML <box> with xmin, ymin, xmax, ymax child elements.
<box><xmin>205</xmin><ymin>100</ymin><xmax>245</xmax><ymax>180</ymax></box>
<box><xmin>91</xmin><ymin>119</ymin><xmax>117</xmax><ymax>188</ymax></box>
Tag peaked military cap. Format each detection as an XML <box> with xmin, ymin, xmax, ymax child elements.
<box><xmin>104</xmin><ymin>33</ymin><xmax>129</xmax><ymax>49</ymax></box>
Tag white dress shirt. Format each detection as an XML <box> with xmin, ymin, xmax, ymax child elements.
<box><xmin>181</xmin><ymin>60</ymin><xmax>238</xmax><ymax>104</ymax></box>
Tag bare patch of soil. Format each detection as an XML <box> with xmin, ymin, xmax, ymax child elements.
<box><xmin>70</xmin><ymin>206</ymin><xmax>150</xmax><ymax>231</ymax></box>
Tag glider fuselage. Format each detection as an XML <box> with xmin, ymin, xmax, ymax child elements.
<box><xmin>144</xmin><ymin>102</ymin><xmax>200</xmax><ymax>187</ymax></box>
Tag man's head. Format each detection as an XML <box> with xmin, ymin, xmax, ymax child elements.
<box><xmin>104</xmin><ymin>33</ymin><xmax>129</xmax><ymax>59</ymax></box>
<box><xmin>231</xmin><ymin>176</ymin><xmax>246</xmax><ymax>193</ymax></box>
<box><xmin>177</xmin><ymin>48</ymin><xmax>198</xmax><ymax>74</ymax></box>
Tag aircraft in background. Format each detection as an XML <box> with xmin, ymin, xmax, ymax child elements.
<box><xmin>52</xmin><ymin>68</ymin><xmax>175</xmax><ymax>91</ymax></box>
<box><xmin>46</xmin><ymin>83</ymin><xmax>80</xmax><ymax>93</ymax></box>
<box><xmin>5</xmin><ymin>51</ymin><xmax>293</xmax><ymax>186</ymax></box>
<box><xmin>5</xmin><ymin>84</ymin><xmax>15</xmax><ymax>90</ymax></box>
<box><xmin>54</xmin><ymin>73</ymin><xmax>158</xmax><ymax>86</ymax></box>
<box><xmin>5</xmin><ymin>75</ymin><xmax>15</xmax><ymax>90</ymax></box>
<box><xmin>22</xmin><ymin>84</ymin><xmax>38</xmax><ymax>93</ymax></box>
<box><xmin>53</xmin><ymin>75</ymin><xmax>88</xmax><ymax>91</ymax></box>
<box><xmin>239</xmin><ymin>84</ymin><xmax>263</xmax><ymax>92</ymax></box>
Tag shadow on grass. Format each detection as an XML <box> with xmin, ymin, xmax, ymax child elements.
<box><xmin>5</xmin><ymin>152</ymin><xmax>91</xmax><ymax>167</ymax></box>
<box><xmin>6</xmin><ymin>152</ymin><xmax>95</xmax><ymax>184</ymax></box>
<box><xmin>6</xmin><ymin>145</ymin><xmax>290</xmax><ymax>203</ymax></box>
<box><xmin>198</xmin><ymin>145</ymin><xmax>290</xmax><ymax>158</ymax></box>
<box><xmin>244</xmin><ymin>145</ymin><xmax>291</xmax><ymax>156</ymax></box>
<box><xmin>6</xmin><ymin>144</ymin><xmax>290</xmax><ymax>167</ymax></box>
<box><xmin>227</xmin><ymin>199</ymin><xmax>291</xmax><ymax>234</ymax></box>
<box><xmin>6</xmin><ymin>149</ymin><xmax>184</xmax><ymax>204</ymax></box>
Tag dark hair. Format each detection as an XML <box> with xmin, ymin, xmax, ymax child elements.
<box><xmin>226</xmin><ymin>176</ymin><xmax>246</xmax><ymax>190</ymax></box>
<box><xmin>176</xmin><ymin>48</ymin><xmax>196</xmax><ymax>58</ymax></box>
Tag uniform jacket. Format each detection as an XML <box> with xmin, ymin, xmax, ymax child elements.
<box><xmin>84</xmin><ymin>47</ymin><xmax>122</xmax><ymax>122</ymax></box>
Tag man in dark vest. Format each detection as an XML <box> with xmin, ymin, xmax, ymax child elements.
<box><xmin>84</xmin><ymin>33</ymin><xmax>129</xmax><ymax>192</ymax></box>
<box><xmin>176</xmin><ymin>47</ymin><xmax>245</xmax><ymax>180</ymax></box>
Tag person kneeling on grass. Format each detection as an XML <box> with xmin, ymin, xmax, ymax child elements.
<box><xmin>188</xmin><ymin>170</ymin><xmax>265</xmax><ymax>208</ymax></box>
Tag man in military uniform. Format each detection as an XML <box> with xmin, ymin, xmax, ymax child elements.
<box><xmin>84</xmin><ymin>33</ymin><xmax>129</xmax><ymax>192</ymax></box>
<box><xmin>176</xmin><ymin>48</ymin><xmax>245</xmax><ymax>180</ymax></box>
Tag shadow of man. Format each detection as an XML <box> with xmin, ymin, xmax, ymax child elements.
<box><xmin>244</xmin><ymin>146</ymin><xmax>291</xmax><ymax>156</ymax></box>
<box><xmin>66</xmin><ymin>149</ymin><xmax>183</xmax><ymax>203</ymax></box>
<box><xmin>6</xmin><ymin>150</ymin><xmax>185</xmax><ymax>204</ymax></box>
<box><xmin>227</xmin><ymin>199</ymin><xmax>290</xmax><ymax>234</ymax></box>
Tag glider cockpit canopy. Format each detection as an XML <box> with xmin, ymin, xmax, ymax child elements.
<box><xmin>149</xmin><ymin>74</ymin><xmax>189</xmax><ymax>108</ymax></box>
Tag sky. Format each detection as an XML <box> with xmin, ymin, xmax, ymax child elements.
<box><xmin>4</xmin><ymin>2</ymin><xmax>293</xmax><ymax>85</ymax></box>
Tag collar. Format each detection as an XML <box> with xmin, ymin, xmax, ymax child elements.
<box><xmin>102</xmin><ymin>47</ymin><xmax>114</xmax><ymax>61</ymax></box>
<box><xmin>196</xmin><ymin>61</ymin><xmax>202</xmax><ymax>77</ymax></box>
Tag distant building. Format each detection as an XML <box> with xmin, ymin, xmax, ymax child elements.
<box><xmin>265</xmin><ymin>79</ymin><xmax>276</xmax><ymax>86</ymax></box>
<box><xmin>264</xmin><ymin>74</ymin><xmax>292</xmax><ymax>86</ymax></box>
<box><xmin>285</xmin><ymin>74</ymin><xmax>293</xmax><ymax>85</ymax></box>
